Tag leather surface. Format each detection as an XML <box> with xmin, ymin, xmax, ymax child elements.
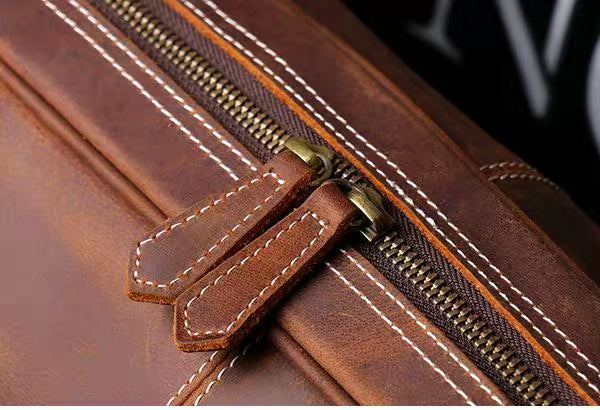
<box><xmin>0</xmin><ymin>77</ymin><xmax>220</xmax><ymax>404</ymax></box>
<box><xmin>0</xmin><ymin>70</ymin><xmax>337</xmax><ymax>406</ymax></box>
<box><xmin>293</xmin><ymin>0</ymin><xmax>600</xmax><ymax>285</ymax></box>
<box><xmin>180</xmin><ymin>336</ymin><xmax>333</xmax><ymax>405</ymax></box>
<box><xmin>174</xmin><ymin>183</ymin><xmax>360</xmax><ymax>351</ymax></box>
<box><xmin>192</xmin><ymin>0</ymin><xmax>600</xmax><ymax>399</ymax></box>
<box><xmin>0</xmin><ymin>0</ymin><xmax>598</xmax><ymax>405</ymax></box>
<box><xmin>278</xmin><ymin>249</ymin><xmax>508</xmax><ymax>405</ymax></box>
<box><xmin>0</xmin><ymin>0</ymin><xmax>258</xmax><ymax>217</ymax></box>
<box><xmin>128</xmin><ymin>151</ymin><xmax>314</xmax><ymax>304</ymax></box>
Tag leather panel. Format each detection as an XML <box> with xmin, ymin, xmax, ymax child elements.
<box><xmin>192</xmin><ymin>0</ymin><xmax>600</xmax><ymax>397</ymax></box>
<box><xmin>0</xmin><ymin>0</ymin><xmax>257</xmax><ymax>215</ymax></box>
<box><xmin>181</xmin><ymin>336</ymin><xmax>332</xmax><ymax>405</ymax></box>
<box><xmin>278</xmin><ymin>249</ymin><xmax>509</xmax><ymax>405</ymax></box>
<box><xmin>0</xmin><ymin>79</ymin><xmax>219</xmax><ymax>404</ymax></box>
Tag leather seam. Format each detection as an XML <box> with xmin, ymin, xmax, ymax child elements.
<box><xmin>326</xmin><ymin>261</ymin><xmax>475</xmax><ymax>405</ymax></box>
<box><xmin>480</xmin><ymin>161</ymin><xmax>534</xmax><ymax>172</ymax></box>
<box><xmin>184</xmin><ymin>209</ymin><xmax>327</xmax><ymax>336</ymax></box>
<box><xmin>187</xmin><ymin>0</ymin><xmax>600</xmax><ymax>392</ymax></box>
<box><xmin>133</xmin><ymin>172</ymin><xmax>285</xmax><ymax>288</ymax></box>
<box><xmin>42</xmin><ymin>0</ymin><xmax>241</xmax><ymax>183</ymax></box>
<box><xmin>67</xmin><ymin>0</ymin><xmax>258</xmax><ymax>175</ymax></box>
<box><xmin>192</xmin><ymin>339</ymin><xmax>258</xmax><ymax>405</ymax></box>
<box><xmin>489</xmin><ymin>172</ymin><xmax>559</xmax><ymax>190</ymax></box>
<box><xmin>339</xmin><ymin>249</ymin><xmax>504</xmax><ymax>405</ymax></box>
<box><xmin>165</xmin><ymin>350</ymin><xmax>219</xmax><ymax>406</ymax></box>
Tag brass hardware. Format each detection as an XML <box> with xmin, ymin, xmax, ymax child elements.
<box><xmin>329</xmin><ymin>179</ymin><xmax>393</xmax><ymax>241</ymax></box>
<box><xmin>285</xmin><ymin>138</ymin><xmax>333</xmax><ymax>186</ymax></box>
<box><xmin>104</xmin><ymin>1</ymin><xmax>558</xmax><ymax>402</ymax></box>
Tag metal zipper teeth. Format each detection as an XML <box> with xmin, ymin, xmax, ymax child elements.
<box><xmin>376</xmin><ymin>231</ymin><xmax>556</xmax><ymax>405</ymax></box>
<box><xmin>105</xmin><ymin>0</ymin><xmax>556</xmax><ymax>404</ymax></box>
<box><xmin>106</xmin><ymin>0</ymin><xmax>363</xmax><ymax>183</ymax></box>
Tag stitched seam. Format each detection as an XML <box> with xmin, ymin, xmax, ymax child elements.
<box><xmin>489</xmin><ymin>172</ymin><xmax>560</xmax><ymax>190</ymax></box>
<box><xmin>326</xmin><ymin>262</ymin><xmax>475</xmax><ymax>406</ymax></box>
<box><xmin>480</xmin><ymin>161</ymin><xmax>534</xmax><ymax>171</ymax></box>
<box><xmin>339</xmin><ymin>249</ymin><xmax>504</xmax><ymax>405</ymax></box>
<box><xmin>68</xmin><ymin>0</ymin><xmax>258</xmax><ymax>174</ymax></box>
<box><xmin>166</xmin><ymin>350</ymin><xmax>219</xmax><ymax>406</ymax></box>
<box><xmin>191</xmin><ymin>0</ymin><xmax>600</xmax><ymax>389</ymax></box>
<box><xmin>193</xmin><ymin>337</ymin><xmax>259</xmax><ymax>405</ymax></box>
<box><xmin>184</xmin><ymin>210</ymin><xmax>326</xmax><ymax>336</ymax></box>
<box><xmin>134</xmin><ymin>172</ymin><xmax>285</xmax><ymax>288</ymax></box>
<box><xmin>42</xmin><ymin>0</ymin><xmax>240</xmax><ymax>183</ymax></box>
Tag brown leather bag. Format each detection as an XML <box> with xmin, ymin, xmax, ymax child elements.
<box><xmin>1</xmin><ymin>0</ymin><xmax>599</xmax><ymax>405</ymax></box>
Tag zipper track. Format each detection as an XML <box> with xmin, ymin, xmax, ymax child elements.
<box><xmin>106</xmin><ymin>0</ymin><xmax>363</xmax><ymax>184</ymax></box>
<box><xmin>101</xmin><ymin>0</ymin><xmax>565</xmax><ymax>404</ymax></box>
<box><xmin>376</xmin><ymin>232</ymin><xmax>555</xmax><ymax>405</ymax></box>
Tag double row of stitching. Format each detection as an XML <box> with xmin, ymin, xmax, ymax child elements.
<box><xmin>43</xmin><ymin>0</ymin><xmax>599</xmax><ymax>399</ymax></box>
<box><xmin>44</xmin><ymin>0</ymin><xmax>243</xmax><ymax>183</ymax></box>
<box><xmin>166</xmin><ymin>351</ymin><xmax>219</xmax><ymax>406</ymax></box>
<box><xmin>339</xmin><ymin>249</ymin><xmax>504</xmax><ymax>405</ymax></box>
<box><xmin>133</xmin><ymin>172</ymin><xmax>285</xmax><ymax>288</ymax></box>
<box><xmin>192</xmin><ymin>338</ymin><xmax>260</xmax><ymax>405</ymax></box>
<box><xmin>489</xmin><ymin>172</ymin><xmax>560</xmax><ymax>190</ymax></box>
<box><xmin>480</xmin><ymin>161</ymin><xmax>534</xmax><ymax>171</ymax></box>
<box><xmin>326</xmin><ymin>262</ymin><xmax>475</xmax><ymax>406</ymax></box>
<box><xmin>184</xmin><ymin>210</ymin><xmax>327</xmax><ymax>336</ymax></box>
<box><xmin>480</xmin><ymin>160</ymin><xmax>560</xmax><ymax>189</ymax></box>
<box><xmin>192</xmin><ymin>0</ymin><xmax>600</xmax><ymax>393</ymax></box>
<box><xmin>67</xmin><ymin>0</ymin><xmax>258</xmax><ymax>176</ymax></box>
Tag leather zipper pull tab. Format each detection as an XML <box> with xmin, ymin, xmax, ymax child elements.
<box><xmin>127</xmin><ymin>150</ymin><xmax>319</xmax><ymax>305</ymax></box>
<box><xmin>173</xmin><ymin>182</ymin><xmax>361</xmax><ymax>352</ymax></box>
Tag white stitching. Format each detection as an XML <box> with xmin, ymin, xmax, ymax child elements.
<box><xmin>166</xmin><ymin>351</ymin><xmax>219</xmax><ymax>406</ymax></box>
<box><xmin>480</xmin><ymin>161</ymin><xmax>534</xmax><ymax>171</ymax></box>
<box><xmin>184</xmin><ymin>210</ymin><xmax>327</xmax><ymax>336</ymax></box>
<box><xmin>193</xmin><ymin>339</ymin><xmax>257</xmax><ymax>405</ymax></box>
<box><xmin>134</xmin><ymin>172</ymin><xmax>285</xmax><ymax>288</ymax></box>
<box><xmin>489</xmin><ymin>173</ymin><xmax>559</xmax><ymax>190</ymax></box>
<box><xmin>67</xmin><ymin>0</ymin><xmax>258</xmax><ymax>174</ymax></box>
<box><xmin>42</xmin><ymin>0</ymin><xmax>239</xmax><ymax>182</ymax></box>
<box><xmin>192</xmin><ymin>0</ymin><xmax>600</xmax><ymax>389</ymax></box>
<box><xmin>339</xmin><ymin>249</ymin><xmax>504</xmax><ymax>405</ymax></box>
<box><xmin>326</xmin><ymin>262</ymin><xmax>475</xmax><ymax>406</ymax></box>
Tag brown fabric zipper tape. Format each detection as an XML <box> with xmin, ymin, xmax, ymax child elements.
<box><xmin>127</xmin><ymin>151</ymin><xmax>314</xmax><ymax>304</ymax></box>
<box><xmin>174</xmin><ymin>182</ymin><xmax>360</xmax><ymax>351</ymax></box>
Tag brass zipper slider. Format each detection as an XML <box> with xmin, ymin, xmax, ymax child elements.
<box><xmin>127</xmin><ymin>139</ymin><xmax>331</xmax><ymax>305</ymax></box>
<box><xmin>173</xmin><ymin>179</ymin><xmax>392</xmax><ymax>352</ymax></box>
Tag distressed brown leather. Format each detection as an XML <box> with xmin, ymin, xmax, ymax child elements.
<box><xmin>174</xmin><ymin>183</ymin><xmax>360</xmax><ymax>351</ymax></box>
<box><xmin>1</xmin><ymin>0</ymin><xmax>599</xmax><ymax>405</ymax></box>
<box><xmin>198</xmin><ymin>0</ymin><xmax>600</xmax><ymax>400</ymax></box>
<box><xmin>180</xmin><ymin>334</ymin><xmax>335</xmax><ymax>406</ymax></box>
<box><xmin>278</xmin><ymin>249</ymin><xmax>510</xmax><ymax>405</ymax></box>
<box><xmin>293</xmin><ymin>0</ymin><xmax>600</xmax><ymax>283</ymax></box>
<box><xmin>128</xmin><ymin>151</ymin><xmax>314</xmax><ymax>304</ymax></box>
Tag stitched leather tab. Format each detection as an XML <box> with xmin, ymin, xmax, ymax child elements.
<box><xmin>127</xmin><ymin>151</ymin><xmax>314</xmax><ymax>304</ymax></box>
<box><xmin>174</xmin><ymin>183</ymin><xmax>360</xmax><ymax>352</ymax></box>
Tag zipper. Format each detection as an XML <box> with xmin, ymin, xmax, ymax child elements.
<box><xmin>376</xmin><ymin>232</ymin><xmax>555</xmax><ymax>405</ymax></box>
<box><xmin>104</xmin><ymin>0</ymin><xmax>362</xmax><ymax>183</ymax></box>
<box><xmin>98</xmin><ymin>0</ymin><xmax>575</xmax><ymax>404</ymax></box>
